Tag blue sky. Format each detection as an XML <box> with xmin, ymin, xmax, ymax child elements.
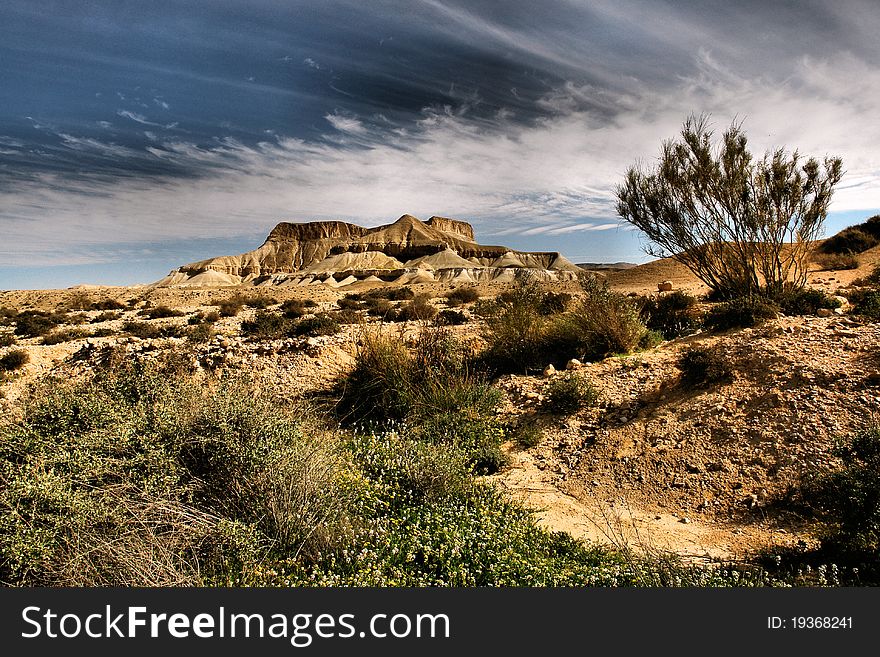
<box><xmin>2</xmin><ymin>0</ymin><xmax>880</xmax><ymax>289</ymax></box>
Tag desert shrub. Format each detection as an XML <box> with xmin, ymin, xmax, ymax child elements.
<box><xmin>41</xmin><ymin>328</ymin><xmax>90</xmax><ymax>345</ymax></box>
<box><xmin>0</xmin><ymin>306</ymin><xmax>19</xmax><ymax>324</ymax></box>
<box><xmin>13</xmin><ymin>311</ymin><xmax>61</xmax><ymax>338</ymax></box>
<box><xmin>337</xmin><ymin>297</ymin><xmax>363</xmax><ymax>310</ymax></box>
<box><xmin>0</xmin><ymin>333</ymin><xmax>16</xmax><ymax>347</ymax></box>
<box><xmin>703</xmin><ymin>296</ymin><xmax>779</xmax><ymax>331</ymax></box>
<box><xmin>543</xmin><ymin>372</ymin><xmax>599</xmax><ymax>414</ymax></box>
<box><xmin>677</xmin><ymin>347</ymin><xmax>733</xmax><ymax>386</ymax></box>
<box><xmin>365</xmin><ymin>298</ymin><xmax>395</xmax><ymax>318</ymax></box>
<box><xmin>446</xmin><ymin>287</ymin><xmax>480</xmax><ymax>306</ymax></box>
<box><xmin>860</xmin><ymin>264</ymin><xmax>880</xmax><ymax>288</ymax></box>
<box><xmin>0</xmin><ymin>348</ymin><xmax>29</xmax><ymax>371</ymax></box>
<box><xmin>293</xmin><ymin>314</ymin><xmax>340</xmax><ymax>337</ymax></box>
<box><xmin>436</xmin><ymin>309</ymin><xmax>468</xmax><ymax>326</ymax></box>
<box><xmin>0</xmin><ymin>360</ymin><xmax>350</xmax><ymax>585</ymax></box>
<box><xmin>240</xmin><ymin>310</ymin><xmax>293</xmax><ymax>339</ymax></box>
<box><xmin>355</xmin><ymin>287</ymin><xmax>414</xmax><ymax>302</ymax></box>
<box><xmin>853</xmin><ymin>290</ymin><xmax>880</xmax><ymax>320</ymax></box>
<box><xmin>139</xmin><ymin>305</ymin><xmax>184</xmax><ymax>319</ymax></box>
<box><xmin>512</xmin><ymin>420</ymin><xmax>543</xmax><ymax>449</ymax></box>
<box><xmin>91</xmin><ymin>328</ymin><xmax>114</xmax><ymax>338</ymax></box>
<box><xmin>480</xmin><ymin>280</ymin><xmax>550</xmax><ymax>373</ymax></box>
<box><xmin>337</xmin><ymin>329</ymin><xmax>504</xmax><ymax>472</ymax></box>
<box><xmin>814</xmin><ymin>253</ymin><xmax>860</xmax><ymax>271</ymax></box>
<box><xmin>186</xmin><ymin>323</ymin><xmax>215</xmax><ymax>343</ymax></box>
<box><xmin>215</xmin><ymin>297</ymin><xmax>244</xmax><ymax>317</ymax></box>
<box><xmin>552</xmin><ymin>277</ymin><xmax>647</xmax><ymax>360</ymax></box>
<box><xmin>639</xmin><ymin>291</ymin><xmax>700</xmax><ymax>339</ymax></box>
<box><xmin>778</xmin><ymin>288</ymin><xmax>841</xmax><ymax>316</ymax></box>
<box><xmin>820</xmin><ymin>227</ymin><xmax>879</xmax><ymax>255</ymax></box>
<box><xmin>539</xmin><ymin>291</ymin><xmax>572</xmax><ymax>315</ymax></box>
<box><xmin>122</xmin><ymin>321</ymin><xmax>181</xmax><ymax>339</ymax></box>
<box><xmin>278</xmin><ymin>299</ymin><xmax>307</xmax><ymax>319</ymax></box>
<box><xmin>332</xmin><ymin>309</ymin><xmax>363</xmax><ymax>325</ymax></box>
<box><xmin>810</xmin><ymin>426</ymin><xmax>880</xmax><ymax>554</ymax></box>
<box><xmin>62</xmin><ymin>290</ymin><xmax>92</xmax><ymax>311</ymax></box>
<box><xmin>91</xmin><ymin>311</ymin><xmax>121</xmax><ymax>323</ymax></box>
<box><xmin>244</xmin><ymin>295</ymin><xmax>276</xmax><ymax>309</ymax></box>
<box><xmin>397</xmin><ymin>295</ymin><xmax>438</xmax><ymax>321</ymax></box>
<box><xmin>638</xmin><ymin>329</ymin><xmax>664</xmax><ymax>350</ymax></box>
<box><xmin>90</xmin><ymin>299</ymin><xmax>126</xmax><ymax>311</ymax></box>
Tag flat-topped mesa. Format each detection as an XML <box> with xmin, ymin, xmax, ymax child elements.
<box><xmin>160</xmin><ymin>213</ymin><xmax>582</xmax><ymax>287</ymax></box>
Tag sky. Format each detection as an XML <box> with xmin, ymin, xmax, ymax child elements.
<box><xmin>2</xmin><ymin>0</ymin><xmax>880</xmax><ymax>289</ymax></box>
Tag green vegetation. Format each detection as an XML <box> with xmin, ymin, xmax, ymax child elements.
<box><xmin>446</xmin><ymin>287</ymin><xmax>480</xmax><ymax>306</ymax></box>
<box><xmin>777</xmin><ymin>288</ymin><xmax>841</xmax><ymax>316</ymax></box>
<box><xmin>0</xmin><ymin>348</ymin><xmax>29</xmax><ymax>372</ymax></box>
<box><xmin>704</xmin><ymin>296</ymin><xmax>779</xmax><ymax>331</ymax></box>
<box><xmin>396</xmin><ymin>295</ymin><xmax>438</xmax><ymax>322</ymax></box>
<box><xmin>814</xmin><ymin>253</ymin><xmax>860</xmax><ymax>271</ymax></box>
<box><xmin>139</xmin><ymin>305</ymin><xmax>185</xmax><ymax>319</ymax></box>
<box><xmin>677</xmin><ymin>347</ymin><xmax>733</xmax><ymax>386</ymax></box>
<box><xmin>293</xmin><ymin>314</ymin><xmax>340</xmax><ymax>337</ymax></box>
<box><xmin>543</xmin><ymin>372</ymin><xmax>600</xmax><ymax>415</ymax></box>
<box><xmin>638</xmin><ymin>291</ymin><xmax>700</xmax><ymax>339</ymax></box>
<box><xmin>436</xmin><ymin>309</ymin><xmax>468</xmax><ymax>325</ymax></box>
<box><xmin>91</xmin><ymin>311</ymin><xmax>122</xmax><ymax>323</ymax></box>
<box><xmin>41</xmin><ymin>328</ymin><xmax>91</xmax><ymax>345</ymax></box>
<box><xmin>215</xmin><ymin>297</ymin><xmax>244</xmax><ymax>317</ymax></box>
<box><xmin>852</xmin><ymin>290</ymin><xmax>880</xmax><ymax>320</ymax></box>
<box><xmin>13</xmin><ymin>311</ymin><xmax>63</xmax><ymax>338</ymax></box>
<box><xmin>617</xmin><ymin>115</ymin><xmax>842</xmax><ymax>299</ymax></box>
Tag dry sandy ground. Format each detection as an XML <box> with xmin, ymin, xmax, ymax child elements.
<box><xmin>3</xmin><ymin>247</ymin><xmax>880</xmax><ymax>562</ymax></box>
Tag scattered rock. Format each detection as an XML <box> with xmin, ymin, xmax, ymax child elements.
<box><xmin>543</xmin><ymin>364</ymin><xmax>556</xmax><ymax>377</ymax></box>
<box><xmin>657</xmin><ymin>280</ymin><xmax>674</xmax><ymax>292</ymax></box>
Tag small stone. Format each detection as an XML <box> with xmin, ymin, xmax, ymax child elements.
<box><xmin>566</xmin><ymin>358</ymin><xmax>582</xmax><ymax>370</ymax></box>
<box><xmin>680</xmin><ymin>517</ymin><xmax>691</xmax><ymax>524</ymax></box>
<box><xmin>542</xmin><ymin>364</ymin><xmax>556</xmax><ymax>377</ymax></box>
<box><xmin>657</xmin><ymin>281</ymin><xmax>673</xmax><ymax>292</ymax></box>
<box><xmin>816</xmin><ymin>308</ymin><xmax>833</xmax><ymax>318</ymax></box>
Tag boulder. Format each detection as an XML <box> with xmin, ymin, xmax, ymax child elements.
<box><xmin>657</xmin><ymin>280</ymin><xmax>674</xmax><ymax>292</ymax></box>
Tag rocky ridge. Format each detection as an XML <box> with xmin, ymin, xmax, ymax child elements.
<box><xmin>153</xmin><ymin>214</ymin><xmax>582</xmax><ymax>288</ymax></box>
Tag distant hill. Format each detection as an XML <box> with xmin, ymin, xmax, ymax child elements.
<box><xmin>153</xmin><ymin>214</ymin><xmax>583</xmax><ymax>288</ymax></box>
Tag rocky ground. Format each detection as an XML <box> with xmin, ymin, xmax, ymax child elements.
<box><xmin>2</xmin><ymin>268</ymin><xmax>879</xmax><ymax>562</ymax></box>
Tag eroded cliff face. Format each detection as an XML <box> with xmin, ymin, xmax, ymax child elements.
<box><xmin>160</xmin><ymin>214</ymin><xmax>582</xmax><ymax>287</ymax></box>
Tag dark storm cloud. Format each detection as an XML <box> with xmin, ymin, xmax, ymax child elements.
<box><xmin>1</xmin><ymin>0</ymin><xmax>879</xmax><ymax>282</ymax></box>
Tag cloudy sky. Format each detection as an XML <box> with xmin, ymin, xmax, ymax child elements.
<box><xmin>2</xmin><ymin>0</ymin><xmax>880</xmax><ymax>288</ymax></box>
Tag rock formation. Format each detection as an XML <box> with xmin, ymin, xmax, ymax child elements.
<box><xmin>152</xmin><ymin>214</ymin><xmax>582</xmax><ymax>288</ymax></box>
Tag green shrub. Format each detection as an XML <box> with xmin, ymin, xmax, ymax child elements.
<box><xmin>639</xmin><ymin>291</ymin><xmax>700</xmax><ymax>339</ymax></box>
<box><xmin>0</xmin><ymin>332</ymin><xmax>16</xmax><ymax>347</ymax></box>
<box><xmin>41</xmin><ymin>328</ymin><xmax>91</xmax><ymax>345</ymax></box>
<box><xmin>215</xmin><ymin>297</ymin><xmax>244</xmax><ymax>317</ymax></box>
<box><xmin>812</xmin><ymin>426</ymin><xmax>880</xmax><ymax>554</ymax></box>
<box><xmin>186</xmin><ymin>323</ymin><xmax>216</xmax><ymax>343</ymax></box>
<box><xmin>853</xmin><ymin>290</ymin><xmax>880</xmax><ymax>320</ymax></box>
<box><xmin>139</xmin><ymin>305</ymin><xmax>184</xmax><ymax>319</ymax></box>
<box><xmin>244</xmin><ymin>295</ymin><xmax>276</xmax><ymax>309</ymax></box>
<box><xmin>397</xmin><ymin>295</ymin><xmax>438</xmax><ymax>321</ymax></box>
<box><xmin>512</xmin><ymin>420</ymin><xmax>543</xmax><ymax>449</ymax></box>
<box><xmin>436</xmin><ymin>309</ymin><xmax>468</xmax><ymax>326</ymax></box>
<box><xmin>638</xmin><ymin>329</ymin><xmax>664</xmax><ymax>349</ymax></box>
<box><xmin>355</xmin><ymin>287</ymin><xmax>414</xmax><ymax>302</ymax></box>
<box><xmin>293</xmin><ymin>314</ymin><xmax>340</xmax><ymax>337</ymax></box>
<box><xmin>820</xmin><ymin>227</ymin><xmax>879</xmax><ymax>255</ymax></box>
<box><xmin>365</xmin><ymin>298</ymin><xmax>395</xmax><ymax>318</ymax></box>
<box><xmin>337</xmin><ymin>328</ymin><xmax>504</xmax><ymax>472</ymax></box>
<box><xmin>332</xmin><ymin>309</ymin><xmax>363</xmax><ymax>325</ymax></box>
<box><xmin>480</xmin><ymin>280</ymin><xmax>550</xmax><ymax>373</ymax></box>
<box><xmin>90</xmin><ymin>299</ymin><xmax>126</xmax><ymax>311</ymax></box>
<box><xmin>122</xmin><ymin>321</ymin><xmax>181</xmax><ymax>339</ymax></box>
<box><xmin>677</xmin><ymin>347</ymin><xmax>733</xmax><ymax>386</ymax></box>
<box><xmin>704</xmin><ymin>296</ymin><xmax>779</xmax><ymax>331</ymax></box>
<box><xmin>538</xmin><ymin>291</ymin><xmax>572</xmax><ymax>315</ymax></box>
<box><xmin>13</xmin><ymin>312</ymin><xmax>60</xmax><ymax>338</ymax></box>
<box><xmin>280</xmin><ymin>299</ymin><xmax>308</xmax><ymax>318</ymax></box>
<box><xmin>91</xmin><ymin>311</ymin><xmax>121</xmax><ymax>323</ymax></box>
<box><xmin>544</xmin><ymin>372</ymin><xmax>599</xmax><ymax>414</ymax></box>
<box><xmin>446</xmin><ymin>287</ymin><xmax>479</xmax><ymax>306</ymax></box>
<box><xmin>240</xmin><ymin>310</ymin><xmax>293</xmax><ymax>339</ymax></box>
<box><xmin>337</xmin><ymin>297</ymin><xmax>364</xmax><ymax>310</ymax></box>
<box><xmin>814</xmin><ymin>253</ymin><xmax>860</xmax><ymax>271</ymax></box>
<box><xmin>0</xmin><ymin>360</ymin><xmax>349</xmax><ymax>585</ymax></box>
<box><xmin>553</xmin><ymin>277</ymin><xmax>646</xmax><ymax>360</ymax></box>
<box><xmin>0</xmin><ymin>348</ymin><xmax>29</xmax><ymax>371</ymax></box>
<box><xmin>778</xmin><ymin>288</ymin><xmax>841</xmax><ymax>316</ymax></box>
